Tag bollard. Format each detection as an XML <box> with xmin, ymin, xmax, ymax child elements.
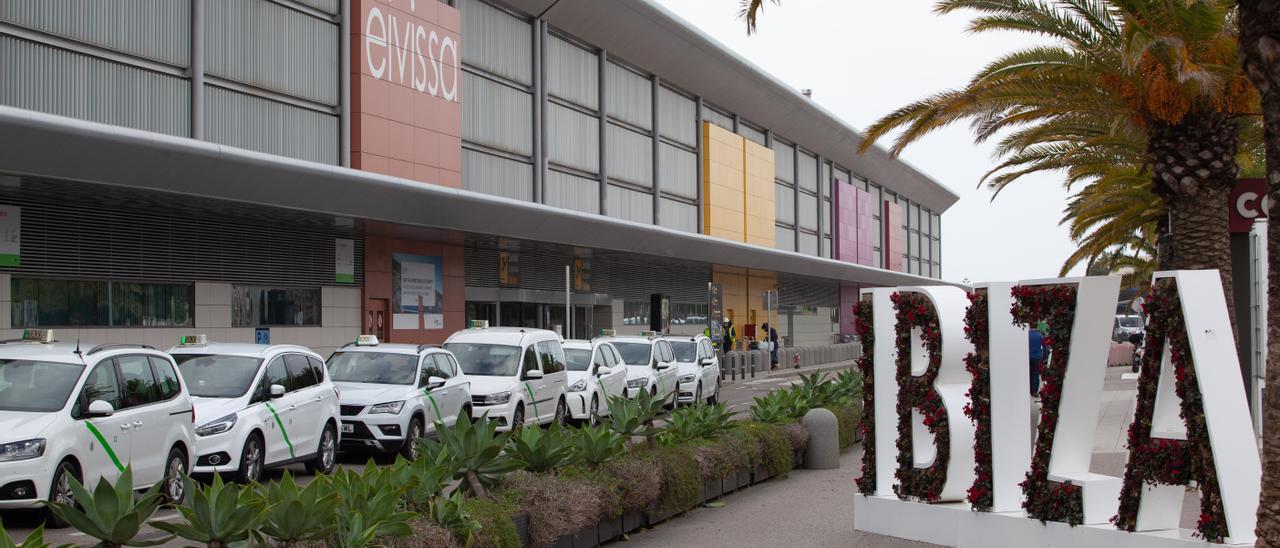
<box><xmin>802</xmin><ymin>408</ymin><xmax>840</xmax><ymax>469</ymax></box>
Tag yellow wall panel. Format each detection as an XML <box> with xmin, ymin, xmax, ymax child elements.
<box><xmin>712</xmin><ymin>265</ymin><xmax>779</xmax><ymax>348</ymax></box>
<box><xmin>702</xmin><ymin>123</ymin><xmax>776</xmax><ymax>249</ymax></box>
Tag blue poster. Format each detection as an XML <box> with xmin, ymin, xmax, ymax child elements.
<box><xmin>392</xmin><ymin>253</ymin><xmax>445</xmax><ymax>330</ymax></box>
<box><xmin>255</xmin><ymin>328</ymin><xmax>270</xmax><ymax>345</ymax></box>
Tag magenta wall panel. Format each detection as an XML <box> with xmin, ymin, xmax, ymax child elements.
<box><xmin>884</xmin><ymin>201</ymin><xmax>904</xmax><ymax>272</ymax></box>
<box><xmin>839</xmin><ymin>281</ymin><xmax>860</xmax><ymax>335</ymax></box>
<box><xmin>834</xmin><ymin>180</ymin><xmax>858</xmax><ymax>263</ymax></box>
<box><xmin>854</xmin><ymin>188</ymin><xmax>873</xmax><ymax>266</ymax></box>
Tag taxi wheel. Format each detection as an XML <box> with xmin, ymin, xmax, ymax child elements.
<box><xmin>709</xmin><ymin>378</ymin><xmax>720</xmax><ymax>405</ymax></box>
<box><xmin>588</xmin><ymin>395</ymin><xmax>600</xmax><ymax>427</ymax></box>
<box><xmin>553</xmin><ymin>398</ymin><xmax>567</xmax><ymax>427</ymax></box>
<box><xmin>511</xmin><ymin>404</ymin><xmax>525</xmax><ymax>432</ymax></box>
<box><xmin>695</xmin><ymin>384</ymin><xmax>703</xmax><ymax>407</ymax></box>
<box><xmin>45</xmin><ymin>460</ymin><xmax>79</xmax><ymax>528</ymax></box>
<box><xmin>401</xmin><ymin>417</ymin><xmax>424</xmax><ymax>461</ymax></box>
<box><xmin>306</xmin><ymin>424</ymin><xmax>337</xmax><ymax>476</ymax></box>
<box><xmin>162</xmin><ymin>447</ymin><xmax>188</xmax><ymax>505</ymax></box>
<box><xmin>235</xmin><ymin>434</ymin><xmax>264</xmax><ymax>484</ymax></box>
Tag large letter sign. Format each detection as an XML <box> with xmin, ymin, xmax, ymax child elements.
<box><xmin>891</xmin><ymin>286</ymin><xmax>974</xmax><ymax>502</ymax></box>
<box><xmin>962</xmin><ymin>283</ymin><xmax>1031</xmax><ymax>512</ymax></box>
<box><xmin>853</xmin><ymin>272</ymin><xmax>1262</xmax><ymax>548</ymax></box>
<box><xmin>1113</xmin><ymin>271</ymin><xmax>1260</xmax><ymax>543</ymax></box>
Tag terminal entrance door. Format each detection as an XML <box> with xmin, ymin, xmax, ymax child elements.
<box><xmin>548</xmin><ymin>305</ymin><xmax>591</xmax><ymax>339</ymax></box>
<box><xmin>465</xmin><ymin>301</ymin><xmax>592</xmax><ymax>338</ymax></box>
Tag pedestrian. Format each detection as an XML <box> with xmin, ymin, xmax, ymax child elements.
<box><xmin>723</xmin><ymin>319</ymin><xmax>737</xmax><ymax>352</ymax></box>
<box><xmin>763</xmin><ymin>322</ymin><xmax>780</xmax><ymax>370</ymax></box>
<box><xmin>1028</xmin><ymin>322</ymin><xmax>1046</xmax><ymax>398</ymax></box>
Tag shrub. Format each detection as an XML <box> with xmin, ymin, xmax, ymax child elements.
<box><xmin>459</xmin><ymin>497</ymin><xmax>521</xmax><ymax>548</ymax></box>
<box><xmin>824</xmin><ymin>403</ymin><xmax>861</xmax><ymax>451</ymax></box>
<box><xmin>420</xmin><ymin>417</ymin><xmax>518</xmax><ymax>498</ymax></box>
<box><xmin>571</xmin><ymin>423</ymin><xmax>627</xmax><ymax>466</ymax></box>
<box><xmin>426</xmin><ymin>491</ymin><xmax>480</xmax><ymax>547</ymax></box>
<box><xmin>649</xmin><ymin>446</ymin><xmax>701</xmax><ymax>522</ymax></box>
<box><xmin>153</xmin><ymin>475</ymin><xmax>265</xmax><ymax>547</ymax></box>
<box><xmin>391</xmin><ymin>517</ymin><xmax>461</xmax><ymax>548</ymax></box>
<box><xmin>47</xmin><ymin>466</ymin><xmax>171</xmax><ymax>548</ymax></box>
<box><xmin>509</xmin><ymin>423</ymin><xmax>578</xmax><ymax>473</ymax></box>
<box><xmin>599</xmin><ymin>450</ymin><xmax>662</xmax><ymax>515</ymax></box>
<box><xmin>738</xmin><ymin>422</ymin><xmax>794</xmax><ymax>478</ymax></box>
<box><xmin>500</xmin><ymin>471</ymin><xmax>609</xmax><ymax>548</ymax></box>
<box><xmin>691</xmin><ymin>434</ymin><xmax>753</xmax><ymax>481</ymax></box>
<box><xmin>781</xmin><ymin>422</ymin><xmax>810</xmax><ymax>454</ymax></box>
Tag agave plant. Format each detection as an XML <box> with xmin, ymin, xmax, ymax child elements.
<box><xmin>326</xmin><ymin>464</ymin><xmax>415</xmax><ymax>547</ymax></box>
<box><xmin>45</xmin><ymin>467</ymin><xmax>171</xmax><ymax>548</ymax></box>
<box><xmin>661</xmin><ymin>403</ymin><xmax>736</xmax><ymax>445</ymax></box>
<box><xmin>750</xmin><ymin>390</ymin><xmax>793</xmax><ymax>424</ymax></box>
<box><xmin>426</xmin><ymin>491</ymin><xmax>481</xmax><ymax>546</ymax></box>
<box><xmin>257</xmin><ymin>471</ymin><xmax>338</xmax><ymax>544</ymax></box>
<box><xmin>508</xmin><ymin>423</ymin><xmax>578</xmax><ymax>473</ymax></box>
<box><xmin>0</xmin><ymin>520</ymin><xmax>46</xmax><ymax>548</ymax></box>
<box><xmin>604</xmin><ymin>390</ymin><xmax>665</xmax><ymax>443</ymax></box>
<box><xmin>395</xmin><ymin>451</ymin><xmax>456</xmax><ymax>512</ymax></box>
<box><xmin>572</xmin><ymin>423</ymin><xmax>627</xmax><ymax>466</ymax></box>
<box><xmin>419</xmin><ymin>417</ymin><xmax>518</xmax><ymax>498</ymax></box>
<box><xmin>152</xmin><ymin>474</ymin><xmax>265</xmax><ymax>548</ymax></box>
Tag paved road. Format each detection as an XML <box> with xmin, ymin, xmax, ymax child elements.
<box><xmin>4</xmin><ymin>362</ymin><xmax>853</xmax><ymax>545</ymax></box>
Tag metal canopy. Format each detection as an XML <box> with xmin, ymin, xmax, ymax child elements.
<box><xmin>504</xmin><ymin>0</ymin><xmax>960</xmax><ymax>213</ymax></box>
<box><xmin>0</xmin><ymin>106</ymin><xmax>951</xmax><ymax>289</ymax></box>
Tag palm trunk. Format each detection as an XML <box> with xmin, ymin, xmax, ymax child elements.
<box><xmin>466</xmin><ymin>470</ymin><xmax>488</xmax><ymax>499</ymax></box>
<box><xmin>1237</xmin><ymin>2</ymin><xmax>1280</xmax><ymax>544</ymax></box>
<box><xmin>1147</xmin><ymin>112</ymin><xmax>1238</xmax><ymax>332</ymax></box>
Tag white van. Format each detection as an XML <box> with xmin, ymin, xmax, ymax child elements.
<box><xmin>662</xmin><ymin>334</ymin><xmax>722</xmax><ymax>405</ymax></box>
<box><xmin>0</xmin><ymin>331</ymin><xmax>195</xmax><ymax>526</ymax></box>
<box><xmin>561</xmin><ymin>339</ymin><xmax>627</xmax><ymax>425</ymax></box>
<box><xmin>327</xmin><ymin>335</ymin><xmax>472</xmax><ymax>460</ymax></box>
<box><xmin>170</xmin><ymin>336</ymin><xmax>340</xmax><ymax>483</ymax></box>
<box><xmin>596</xmin><ymin>333</ymin><xmax>679</xmax><ymax>405</ymax></box>
<box><xmin>443</xmin><ymin>323</ymin><xmax>568</xmax><ymax>432</ymax></box>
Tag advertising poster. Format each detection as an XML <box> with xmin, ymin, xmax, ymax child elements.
<box><xmin>0</xmin><ymin>205</ymin><xmax>20</xmax><ymax>267</ymax></box>
<box><xmin>392</xmin><ymin>253</ymin><xmax>444</xmax><ymax>330</ymax></box>
<box><xmin>335</xmin><ymin>238</ymin><xmax>354</xmax><ymax>283</ymax></box>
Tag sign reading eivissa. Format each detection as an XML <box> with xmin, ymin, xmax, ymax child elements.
<box><xmin>364</xmin><ymin>4</ymin><xmax>458</xmax><ymax>101</ymax></box>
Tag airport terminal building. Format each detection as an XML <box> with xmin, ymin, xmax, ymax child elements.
<box><xmin>0</xmin><ymin>0</ymin><xmax>956</xmax><ymax>355</ymax></box>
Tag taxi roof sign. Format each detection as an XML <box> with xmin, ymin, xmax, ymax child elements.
<box><xmin>356</xmin><ymin>334</ymin><xmax>379</xmax><ymax>346</ymax></box>
<box><xmin>20</xmin><ymin>329</ymin><xmax>53</xmax><ymax>343</ymax></box>
<box><xmin>598</xmin><ymin>329</ymin><xmax>616</xmax><ymax>337</ymax></box>
<box><xmin>468</xmin><ymin>320</ymin><xmax>490</xmax><ymax>329</ymax></box>
<box><xmin>178</xmin><ymin>334</ymin><xmax>207</xmax><ymax>346</ymax></box>
<box><xmin>640</xmin><ymin>330</ymin><xmax>658</xmax><ymax>337</ymax></box>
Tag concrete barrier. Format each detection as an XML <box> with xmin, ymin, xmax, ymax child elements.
<box><xmin>802</xmin><ymin>408</ymin><xmax>841</xmax><ymax>469</ymax></box>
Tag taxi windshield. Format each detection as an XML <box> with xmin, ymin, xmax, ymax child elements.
<box><xmin>175</xmin><ymin>355</ymin><xmax>263</xmax><ymax>398</ymax></box>
<box><xmin>564</xmin><ymin>349</ymin><xmax>591</xmax><ymax>371</ymax></box>
<box><xmin>444</xmin><ymin>343</ymin><xmax>520</xmax><ymax>377</ymax></box>
<box><xmin>327</xmin><ymin>352</ymin><xmax>417</xmax><ymax>385</ymax></box>
<box><xmin>670</xmin><ymin>342</ymin><xmax>697</xmax><ymax>362</ymax></box>
<box><xmin>0</xmin><ymin>359</ymin><xmax>83</xmax><ymax>412</ymax></box>
<box><xmin>612</xmin><ymin>343</ymin><xmax>653</xmax><ymax>366</ymax></box>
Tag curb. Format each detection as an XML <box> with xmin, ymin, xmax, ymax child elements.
<box><xmin>722</xmin><ymin>359</ymin><xmax>857</xmax><ymax>385</ymax></box>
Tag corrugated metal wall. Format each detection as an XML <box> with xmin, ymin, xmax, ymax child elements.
<box><xmin>0</xmin><ymin>36</ymin><xmax>190</xmax><ymax>137</ymax></box>
<box><xmin>773</xmin><ymin>140</ymin><xmax>794</xmax><ymax>183</ymax></box>
<box><xmin>464</xmin><ymin>245</ymin><xmax>710</xmax><ymax>302</ymax></box>
<box><xmin>3</xmin><ymin>178</ymin><xmax>362</xmax><ymax>287</ymax></box>
<box><xmin>658</xmin><ymin>144</ymin><xmax>696</xmax><ymax>199</ymax></box>
<box><xmin>295</xmin><ymin>0</ymin><xmax>339</xmax><ymax>15</ymax></box>
<box><xmin>775</xmin><ymin>226</ymin><xmax>795</xmax><ymax>251</ymax></box>
<box><xmin>798</xmin><ymin>193</ymin><xmax>818</xmax><ymax>231</ymax></box>
<box><xmin>606</xmin><ymin>184</ymin><xmax>653</xmax><ymax>224</ymax></box>
<box><xmin>463</xmin><ymin>149</ymin><xmax>533</xmax><ymax>201</ymax></box>
<box><xmin>459</xmin><ymin>0</ymin><xmax>531</xmax><ymax>85</ymax></box>
<box><xmin>204</xmin><ymin>85</ymin><xmax>338</xmax><ymax>164</ymax></box>
<box><xmin>0</xmin><ymin>0</ymin><xmax>190</xmax><ymax>66</ymax></box>
<box><xmin>204</xmin><ymin>0</ymin><xmax>339</xmax><ymax>105</ymax></box>
<box><xmin>546</xmin><ymin>35</ymin><xmax>597</xmax><ymax>110</ymax></box>
<box><xmin>799</xmin><ymin>232</ymin><xmax>818</xmax><ymax>256</ymax></box>
<box><xmin>605</xmin><ymin>62</ymin><xmax>650</xmax><ymax>130</ymax></box>
<box><xmin>547</xmin><ymin>103</ymin><xmax>599</xmax><ymax>173</ymax></box>
<box><xmin>739</xmin><ymin>123</ymin><xmax>766</xmax><ymax>146</ymax></box>
<box><xmin>657</xmin><ymin>87</ymin><xmax>695</xmax><ymax>147</ymax></box>
<box><xmin>778</xmin><ymin>275</ymin><xmax>838</xmax><ymax>308</ymax></box>
<box><xmin>546</xmin><ymin>170</ymin><xmax>599</xmax><ymax>214</ymax></box>
<box><xmin>774</xmin><ymin>183</ymin><xmax>795</xmax><ymax>224</ymax></box>
<box><xmin>660</xmin><ymin>198</ymin><xmax>697</xmax><ymax>233</ymax></box>
<box><xmin>606</xmin><ymin>125</ymin><xmax>652</xmax><ymax>187</ymax></box>
<box><xmin>703</xmin><ymin>106</ymin><xmax>733</xmax><ymax>132</ymax></box>
<box><xmin>797</xmin><ymin>151</ymin><xmax>818</xmax><ymax>193</ymax></box>
<box><xmin>463</xmin><ymin>72</ymin><xmax>533</xmax><ymax>155</ymax></box>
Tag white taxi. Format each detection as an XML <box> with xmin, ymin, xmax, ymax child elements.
<box><xmin>596</xmin><ymin>332</ymin><xmax>679</xmax><ymax>406</ymax></box>
<box><xmin>0</xmin><ymin>330</ymin><xmax>195</xmax><ymax>526</ymax></box>
<box><xmin>326</xmin><ymin>335</ymin><xmax>471</xmax><ymax>460</ymax></box>
<box><xmin>662</xmin><ymin>335</ymin><xmax>721</xmax><ymax>405</ymax></box>
<box><xmin>443</xmin><ymin>321</ymin><xmax>568</xmax><ymax>432</ymax></box>
<box><xmin>561</xmin><ymin>338</ymin><xmax>627</xmax><ymax>425</ymax></box>
<box><xmin>170</xmin><ymin>336</ymin><xmax>340</xmax><ymax>483</ymax></box>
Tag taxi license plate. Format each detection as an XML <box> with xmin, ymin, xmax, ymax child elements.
<box><xmin>341</xmin><ymin>423</ymin><xmax>354</xmax><ymax>434</ymax></box>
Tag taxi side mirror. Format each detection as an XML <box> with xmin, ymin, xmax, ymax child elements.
<box><xmin>427</xmin><ymin>376</ymin><xmax>446</xmax><ymax>390</ymax></box>
<box><xmin>523</xmin><ymin>369</ymin><xmax>544</xmax><ymax>380</ymax></box>
<box><xmin>86</xmin><ymin>400</ymin><xmax>115</xmax><ymax>417</ymax></box>
<box><xmin>699</xmin><ymin>358</ymin><xmax>715</xmax><ymax>367</ymax></box>
<box><xmin>270</xmin><ymin>384</ymin><xmax>286</xmax><ymax>398</ymax></box>
<box><xmin>595</xmin><ymin>366</ymin><xmax>612</xmax><ymax>377</ymax></box>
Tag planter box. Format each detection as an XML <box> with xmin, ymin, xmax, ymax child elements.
<box><xmin>753</xmin><ymin>464</ymin><xmax>772</xmax><ymax>484</ymax></box>
<box><xmin>552</xmin><ymin>535</ymin><xmax>573</xmax><ymax>548</ymax></box>
<box><xmin>512</xmin><ymin>512</ymin><xmax>533</xmax><ymax>548</ymax></box>
<box><xmin>598</xmin><ymin>515</ymin><xmax>623</xmax><ymax>543</ymax></box>
<box><xmin>622</xmin><ymin>509</ymin><xmax>645</xmax><ymax>533</ymax></box>
<box><xmin>737</xmin><ymin>470</ymin><xmax>753</xmax><ymax>490</ymax></box>
<box><xmin>702</xmin><ymin>478</ymin><xmax>723</xmax><ymax>502</ymax></box>
<box><xmin>572</xmin><ymin>524</ymin><xmax>599</xmax><ymax>548</ymax></box>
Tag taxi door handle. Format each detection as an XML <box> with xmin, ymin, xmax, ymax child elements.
<box><xmin>132</xmin><ymin>421</ymin><xmax>143</xmax><ymax>428</ymax></box>
<box><xmin>119</xmin><ymin>424</ymin><xmax>130</xmax><ymax>431</ymax></box>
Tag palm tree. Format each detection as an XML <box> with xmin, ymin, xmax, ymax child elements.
<box><xmin>1234</xmin><ymin>2</ymin><xmax>1280</xmax><ymax>545</ymax></box>
<box><xmin>739</xmin><ymin>0</ymin><xmax>780</xmax><ymax>34</ymax></box>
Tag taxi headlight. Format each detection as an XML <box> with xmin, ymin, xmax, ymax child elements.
<box><xmin>0</xmin><ymin>438</ymin><xmax>45</xmax><ymax>462</ymax></box>
<box><xmin>368</xmin><ymin>401</ymin><xmax>406</xmax><ymax>415</ymax></box>
<box><xmin>626</xmin><ymin>378</ymin><xmax>648</xmax><ymax>389</ymax></box>
<box><xmin>195</xmin><ymin>414</ymin><xmax>237</xmax><ymax>437</ymax></box>
<box><xmin>678</xmin><ymin>374</ymin><xmax>696</xmax><ymax>384</ymax></box>
<box><xmin>568</xmin><ymin>379</ymin><xmax>588</xmax><ymax>392</ymax></box>
<box><xmin>481</xmin><ymin>391</ymin><xmax>512</xmax><ymax>405</ymax></box>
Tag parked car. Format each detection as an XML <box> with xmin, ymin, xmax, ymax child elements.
<box><xmin>1113</xmin><ymin>315</ymin><xmax>1143</xmax><ymax>343</ymax></box>
<box><xmin>662</xmin><ymin>334</ymin><xmax>721</xmax><ymax>405</ymax></box>
<box><xmin>326</xmin><ymin>335</ymin><xmax>471</xmax><ymax>460</ymax></box>
<box><xmin>561</xmin><ymin>339</ymin><xmax>627</xmax><ymax>425</ymax></box>
<box><xmin>0</xmin><ymin>330</ymin><xmax>195</xmax><ymax>526</ymax></box>
<box><xmin>595</xmin><ymin>332</ymin><xmax>679</xmax><ymax>406</ymax></box>
<box><xmin>170</xmin><ymin>335</ymin><xmax>340</xmax><ymax>483</ymax></box>
<box><xmin>443</xmin><ymin>322</ymin><xmax>569</xmax><ymax>431</ymax></box>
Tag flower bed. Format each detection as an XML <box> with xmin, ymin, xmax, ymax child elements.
<box><xmin>961</xmin><ymin>291</ymin><xmax>993</xmax><ymax>511</ymax></box>
<box><xmin>1112</xmin><ymin>281</ymin><xmax>1228</xmax><ymax>542</ymax></box>
<box><xmin>854</xmin><ymin>299</ymin><xmax>877</xmax><ymax>494</ymax></box>
<box><xmin>891</xmin><ymin>291</ymin><xmax>949</xmax><ymax>502</ymax></box>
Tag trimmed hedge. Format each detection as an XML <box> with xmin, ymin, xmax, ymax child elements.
<box><xmin>459</xmin><ymin>497</ymin><xmax>521</xmax><ymax>548</ymax></box>
<box><xmin>649</xmin><ymin>445</ymin><xmax>702</xmax><ymax>523</ymax></box>
<box><xmin>824</xmin><ymin>402</ymin><xmax>862</xmax><ymax>451</ymax></box>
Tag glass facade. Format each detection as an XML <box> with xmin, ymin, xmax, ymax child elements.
<box><xmin>11</xmin><ymin>278</ymin><xmax>193</xmax><ymax>328</ymax></box>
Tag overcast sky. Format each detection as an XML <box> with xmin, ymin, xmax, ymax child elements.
<box><xmin>651</xmin><ymin>0</ymin><xmax>1085</xmax><ymax>284</ymax></box>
